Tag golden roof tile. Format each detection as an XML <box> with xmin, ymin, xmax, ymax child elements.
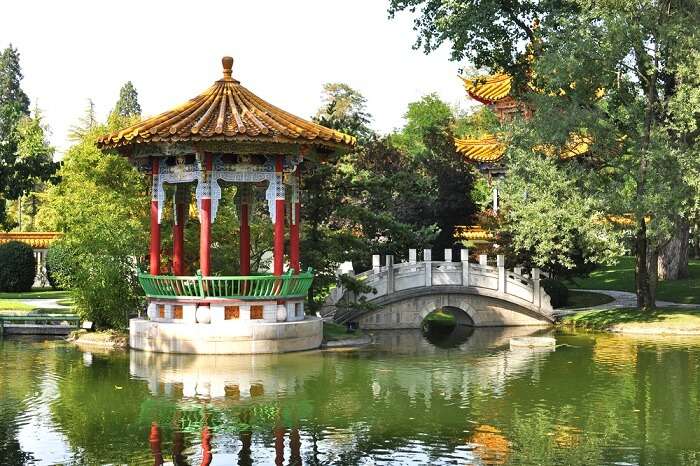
<box><xmin>454</xmin><ymin>225</ymin><xmax>494</xmax><ymax>241</ymax></box>
<box><xmin>97</xmin><ymin>57</ymin><xmax>356</xmax><ymax>151</ymax></box>
<box><xmin>0</xmin><ymin>232</ymin><xmax>63</xmax><ymax>249</ymax></box>
<box><xmin>455</xmin><ymin>134</ymin><xmax>506</xmax><ymax>162</ymax></box>
<box><xmin>460</xmin><ymin>74</ymin><xmax>512</xmax><ymax>104</ymax></box>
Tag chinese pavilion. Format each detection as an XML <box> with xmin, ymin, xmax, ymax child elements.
<box><xmin>97</xmin><ymin>57</ymin><xmax>355</xmax><ymax>354</ymax></box>
<box><xmin>453</xmin><ymin>73</ymin><xmax>589</xmax><ymax>244</ymax></box>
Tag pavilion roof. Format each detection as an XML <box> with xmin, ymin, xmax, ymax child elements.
<box><xmin>454</xmin><ymin>225</ymin><xmax>494</xmax><ymax>242</ymax></box>
<box><xmin>454</xmin><ymin>135</ymin><xmax>506</xmax><ymax>162</ymax></box>
<box><xmin>97</xmin><ymin>57</ymin><xmax>356</xmax><ymax>152</ymax></box>
<box><xmin>460</xmin><ymin>74</ymin><xmax>512</xmax><ymax>105</ymax></box>
<box><xmin>455</xmin><ymin>133</ymin><xmax>591</xmax><ymax>164</ymax></box>
<box><xmin>0</xmin><ymin>232</ymin><xmax>63</xmax><ymax>249</ymax></box>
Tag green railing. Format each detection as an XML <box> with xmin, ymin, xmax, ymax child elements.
<box><xmin>137</xmin><ymin>269</ymin><xmax>314</xmax><ymax>300</ymax></box>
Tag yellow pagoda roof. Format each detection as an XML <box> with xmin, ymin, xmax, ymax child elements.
<box><xmin>0</xmin><ymin>232</ymin><xmax>63</xmax><ymax>249</ymax></box>
<box><xmin>456</xmin><ymin>133</ymin><xmax>590</xmax><ymax>164</ymax></box>
<box><xmin>461</xmin><ymin>74</ymin><xmax>512</xmax><ymax>104</ymax></box>
<box><xmin>454</xmin><ymin>225</ymin><xmax>494</xmax><ymax>241</ymax></box>
<box><xmin>455</xmin><ymin>135</ymin><xmax>506</xmax><ymax>162</ymax></box>
<box><xmin>97</xmin><ymin>57</ymin><xmax>356</xmax><ymax>152</ymax></box>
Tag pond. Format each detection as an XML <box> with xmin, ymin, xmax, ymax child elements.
<box><xmin>1</xmin><ymin>326</ymin><xmax>700</xmax><ymax>465</ymax></box>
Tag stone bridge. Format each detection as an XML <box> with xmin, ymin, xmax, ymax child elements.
<box><xmin>328</xmin><ymin>249</ymin><xmax>554</xmax><ymax>329</ymax></box>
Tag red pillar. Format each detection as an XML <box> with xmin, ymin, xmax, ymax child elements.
<box><xmin>149</xmin><ymin>158</ymin><xmax>161</xmax><ymax>275</ymax></box>
<box><xmin>289</xmin><ymin>170</ymin><xmax>301</xmax><ymax>273</ymax></box>
<box><xmin>200</xmin><ymin>153</ymin><xmax>212</xmax><ymax>276</ymax></box>
<box><xmin>240</xmin><ymin>197</ymin><xmax>251</xmax><ymax>276</ymax></box>
<box><xmin>273</xmin><ymin>157</ymin><xmax>285</xmax><ymax>276</ymax></box>
<box><xmin>173</xmin><ymin>190</ymin><xmax>186</xmax><ymax>276</ymax></box>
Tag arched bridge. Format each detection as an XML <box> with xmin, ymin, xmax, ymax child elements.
<box><xmin>328</xmin><ymin>249</ymin><xmax>554</xmax><ymax>329</ymax></box>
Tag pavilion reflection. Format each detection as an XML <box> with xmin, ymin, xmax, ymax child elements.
<box><xmin>147</xmin><ymin>421</ymin><xmax>302</xmax><ymax>466</ymax></box>
<box><xmin>129</xmin><ymin>350</ymin><xmax>323</xmax><ymax>400</ymax></box>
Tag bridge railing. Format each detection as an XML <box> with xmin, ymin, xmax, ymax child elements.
<box><xmin>333</xmin><ymin>249</ymin><xmax>552</xmax><ymax>317</ymax></box>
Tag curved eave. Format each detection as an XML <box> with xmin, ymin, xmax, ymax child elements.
<box><xmin>97</xmin><ymin>60</ymin><xmax>356</xmax><ymax>154</ymax></box>
<box><xmin>461</xmin><ymin>74</ymin><xmax>512</xmax><ymax>105</ymax></box>
<box><xmin>455</xmin><ymin>135</ymin><xmax>506</xmax><ymax>163</ymax></box>
<box><xmin>454</xmin><ymin>226</ymin><xmax>494</xmax><ymax>241</ymax></box>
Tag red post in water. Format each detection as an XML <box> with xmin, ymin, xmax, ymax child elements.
<box><xmin>149</xmin><ymin>422</ymin><xmax>163</xmax><ymax>466</ymax></box>
<box><xmin>273</xmin><ymin>156</ymin><xmax>285</xmax><ymax>276</ymax></box>
<box><xmin>173</xmin><ymin>193</ymin><xmax>186</xmax><ymax>275</ymax></box>
<box><xmin>199</xmin><ymin>153</ymin><xmax>213</xmax><ymax>276</ymax></box>
<box><xmin>274</xmin><ymin>426</ymin><xmax>285</xmax><ymax>466</ymax></box>
<box><xmin>199</xmin><ymin>426</ymin><xmax>213</xmax><ymax>466</ymax></box>
<box><xmin>149</xmin><ymin>158</ymin><xmax>161</xmax><ymax>275</ymax></box>
<box><xmin>240</xmin><ymin>198</ymin><xmax>250</xmax><ymax>276</ymax></box>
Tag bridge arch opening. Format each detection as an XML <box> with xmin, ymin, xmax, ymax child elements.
<box><xmin>421</xmin><ymin>306</ymin><xmax>475</xmax><ymax>349</ymax></box>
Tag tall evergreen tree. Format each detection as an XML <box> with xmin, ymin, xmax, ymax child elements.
<box><xmin>0</xmin><ymin>45</ymin><xmax>56</xmax><ymax>230</ymax></box>
<box><xmin>111</xmin><ymin>81</ymin><xmax>141</xmax><ymax>119</ymax></box>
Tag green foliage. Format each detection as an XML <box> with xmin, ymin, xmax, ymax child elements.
<box><xmin>46</xmin><ymin>240</ymin><xmax>76</xmax><ymax>290</ymax></box>
<box><xmin>0</xmin><ymin>45</ymin><xmax>57</xmax><ymax>230</ymax></box>
<box><xmin>304</xmin><ymin>86</ymin><xmax>443</xmax><ymax>307</ymax></box>
<box><xmin>392</xmin><ymin>0</ymin><xmax>700</xmax><ymax>307</ymax></box>
<box><xmin>389</xmin><ymin>94</ymin><xmax>478</xmax><ymax>250</ymax></box>
<box><xmin>0</xmin><ymin>240</ymin><xmax>36</xmax><ymax>292</ymax></box>
<box><xmin>497</xmin><ymin>147</ymin><xmax>624</xmax><ymax>272</ymax></box>
<box><xmin>41</xmin><ymin>123</ymin><xmax>148</xmax><ymax>329</ymax></box>
<box><xmin>541</xmin><ymin>278</ymin><xmax>569</xmax><ymax>308</ymax></box>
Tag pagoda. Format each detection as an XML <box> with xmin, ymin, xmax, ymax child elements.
<box><xmin>97</xmin><ymin>57</ymin><xmax>355</xmax><ymax>354</ymax></box>
<box><xmin>453</xmin><ymin>73</ymin><xmax>589</xmax><ymax>244</ymax></box>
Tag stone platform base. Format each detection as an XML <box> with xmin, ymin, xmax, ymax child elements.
<box><xmin>129</xmin><ymin>316</ymin><xmax>322</xmax><ymax>354</ymax></box>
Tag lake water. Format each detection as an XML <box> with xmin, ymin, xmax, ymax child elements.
<box><xmin>1</xmin><ymin>326</ymin><xmax>699</xmax><ymax>465</ymax></box>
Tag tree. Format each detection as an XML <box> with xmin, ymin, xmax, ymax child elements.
<box><xmin>303</xmin><ymin>84</ymin><xmax>439</xmax><ymax>307</ymax></box>
<box><xmin>41</xmin><ymin>123</ymin><xmax>148</xmax><ymax>329</ymax></box>
<box><xmin>0</xmin><ymin>45</ymin><xmax>57</xmax><ymax>230</ymax></box>
<box><xmin>110</xmin><ymin>81</ymin><xmax>141</xmax><ymax>120</ymax></box>
<box><xmin>390</xmin><ymin>0</ymin><xmax>700</xmax><ymax>309</ymax></box>
<box><xmin>390</xmin><ymin>94</ymin><xmax>478</xmax><ymax>251</ymax></box>
<box><xmin>10</xmin><ymin>107</ymin><xmax>58</xmax><ymax>230</ymax></box>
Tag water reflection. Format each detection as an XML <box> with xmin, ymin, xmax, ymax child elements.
<box><xmin>2</xmin><ymin>330</ymin><xmax>700</xmax><ymax>464</ymax></box>
<box><xmin>130</xmin><ymin>351</ymin><xmax>323</xmax><ymax>400</ymax></box>
<box><xmin>422</xmin><ymin>322</ymin><xmax>475</xmax><ymax>348</ymax></box>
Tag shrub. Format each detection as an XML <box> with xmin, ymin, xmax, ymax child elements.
<box><xmin>542</xmin><ymin>278</ymin><xmax>569</xmax><ymax>308</ymax></box>
<box><xmin>0</xmin><ymin>241</ymin><xmax>37</xmax><ymax>292</ymax></box>
<box><xmin>46</xmin><ymin>241</ymin><xmax>75</xmax><ymax>290</ymax></box>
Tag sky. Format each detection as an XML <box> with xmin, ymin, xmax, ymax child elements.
<box><xmin>1</xmin><ymin>0</ymin><xmax>475</xmax><ymax>156</ymax></box>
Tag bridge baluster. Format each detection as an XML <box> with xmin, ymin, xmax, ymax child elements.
<box><xmin>497</xmin><ymin>255</ymin><xmax>506</xmax><ymax>294</ymax></box>
<box><xmin>461</xmin><ymin>249</ymin><xmax>470</xmax><ymax>286</ymax></box>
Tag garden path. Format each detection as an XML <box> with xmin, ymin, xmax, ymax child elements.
<box><xmin>554</xmin><ymin>289</ymin><xmax>698</xmax><ymax>317</ymax></box>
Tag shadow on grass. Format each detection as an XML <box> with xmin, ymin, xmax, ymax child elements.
<box><xmin>562</xmin><ymin>307</ymin><xmax>700</xmax><ymax>330</ymax></box>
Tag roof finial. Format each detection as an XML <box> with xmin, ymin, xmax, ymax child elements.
<box><xmin>222</xmin><ymin>56</ymin><xmax>234</xmax><ymax>80</ymax></box>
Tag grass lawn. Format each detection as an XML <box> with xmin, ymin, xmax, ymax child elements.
<box><xmin>567</xmin><ymin>256</ymin><xmax>700</xmax><ymax>304</ymax></box>
<box><xmin>561</xmin><ymin>307</ymin><xmax>700</xmax><ymax>334</ymax></box>
<box><xmin>0</xmin><ymin>300</ymin><xmax>34</xmax><ymax>312</ymax></box>
<box><xmin>0</xmin><ymin>289</ymin><xmax>70</xmax><ymax>300</ymax></box>
<box><xmin>560</xmin><ymin>290</ymin><xmax>615</xmax><ymax>309</ymax></box>
<box><xmin>323</xmin><ymin>322</ymin><xmax>362</xmax><ymax>341</ymax></box>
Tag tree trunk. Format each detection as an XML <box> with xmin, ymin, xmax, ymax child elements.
<box><xmin>646</xmin><ymin>246</ymin><xmax>658</xmax><ymax>305</ymax></box>
<box><xmin>658</xmin><ymin>217</ymin><xmax>690</xmax><ymax>280</ymax></box>
<box><xmin>635</xmin><ymin>218</ymin><xmax>655</xmax><ymax>310</ymax></box>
